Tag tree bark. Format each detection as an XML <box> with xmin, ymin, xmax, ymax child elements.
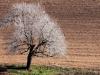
<box><xmin>26</xmin><ymin>45</ymin><xmax>35</xmax><ymax>70</ymax></box>
<box><xmin>26</xmin><ymin>53</ymin><xmax>32</xmax><ymax>70</ymax></box>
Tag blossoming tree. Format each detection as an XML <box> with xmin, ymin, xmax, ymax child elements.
<box><xmin>0</xmin><ymin>3</ymin><xmax>66</xmax><ymax>70</ymax></box>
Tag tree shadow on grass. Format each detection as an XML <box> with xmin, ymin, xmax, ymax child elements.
<box><xmin>0</xmin><ymin>64</ymin><xmax>27</xmax><ymax>72</ymax></box>
<box><xmin>0</xmin><ymin>66</ymin><xmax>7</xmax><ymax>72</ymax></box>
<box><xmin>0</xmin><ymin>65</ymin><xmax>9</xmax><ymax>75</ymax></box>
<box><xmin>5</xmin><ymin>65</ymin><xmax>26</xmax><ymax>70</ymax></box>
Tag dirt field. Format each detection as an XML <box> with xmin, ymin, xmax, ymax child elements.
<box><xmin>0</xmin><ymin>0</ymin><xmax>100</xmax><ymax>69</ymax></box>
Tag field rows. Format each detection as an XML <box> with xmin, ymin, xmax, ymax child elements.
<box><xmin>0</xmin><ymin>55</ymin><xmax>100</xmax><ymax>69</ymax></box>
<box><xmin>0</xmin><ymin>0</ymin><xmax>100</xmax><ymax>69</ymax></box>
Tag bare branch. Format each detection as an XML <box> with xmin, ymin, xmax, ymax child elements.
<box><xmin>20</xmin><ymin>48</ymin><xmax>29</xmax><ymax>54</ymax></box>
<box><xmin>3</xmin><ymin>3</ymin><xmax>66</xmax><ymax>57</ymax></box>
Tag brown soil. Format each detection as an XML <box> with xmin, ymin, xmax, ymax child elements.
<box><xmin>0</xmin><ymin>0</ymin><xmax>100</xmax><ymax>69</ymax></box>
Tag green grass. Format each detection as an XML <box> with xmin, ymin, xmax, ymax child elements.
<box><xmin>7</xmin><ymin>65</ymin><xmax>100</xmax><ymax>75</ymax></box>
<box><xmin>8</xmin><ymin>65</ymin><xmax>59</xmax><ymax>75</ymax></box>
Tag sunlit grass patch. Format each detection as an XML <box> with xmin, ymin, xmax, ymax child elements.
<box><xmin>8</xmin><ymin>65</ymin><xmax>100</xmax><ymax>75</ymax></box>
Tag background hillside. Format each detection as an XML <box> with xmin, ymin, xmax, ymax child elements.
<box><xmin>0</xmin><ymin>0</ymin><xmax>100</xmax><ymax>69</ymax></box>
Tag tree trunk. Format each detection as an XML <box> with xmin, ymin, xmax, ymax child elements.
<box><xmin>26</xmin><ymin>52</ymin><xmax>32</xmax><ymax>70</ymax></box>
<box><xmin>26</xmin><ymin>45</ymin><xmax>35</xmax><ymax>70</ymax></box>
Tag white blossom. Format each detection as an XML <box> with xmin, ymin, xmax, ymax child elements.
<box><xmin>1</xmin><ymin>3</ymin><xmax>67</xmax><ymax>56</ymax></box>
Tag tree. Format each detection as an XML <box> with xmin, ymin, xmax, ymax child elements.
<box><xmin>0</xmin><ymin>3</ymin><xmax>66</xmax><ymax>70</ymax></box>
